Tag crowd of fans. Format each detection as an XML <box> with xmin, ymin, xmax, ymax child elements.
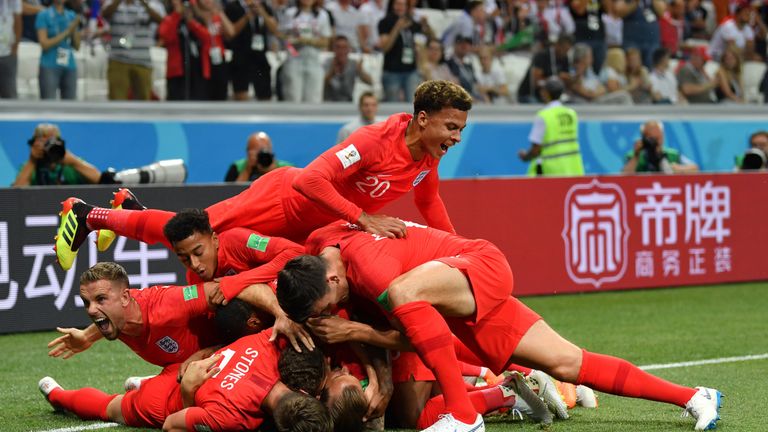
<box><xmin>1</xmin><ymin>0</ymin><xmax>768</xmax><ymax>103</ymax></box>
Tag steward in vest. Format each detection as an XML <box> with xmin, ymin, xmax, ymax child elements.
<box><xmin>518</xmin><ymin>77</ymin><xmax>584</xmax><ymax>176</ymax></box>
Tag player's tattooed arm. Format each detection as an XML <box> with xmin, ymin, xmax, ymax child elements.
<box><xmin>47</xmin><ymin>325</ymin><xmax>104</xmax><ymax>359</ymax></box>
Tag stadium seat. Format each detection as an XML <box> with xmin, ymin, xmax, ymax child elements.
<box><xmin>499</xmin><ymin>53</ymin><xmax>531</xmax><ymax>101</ymax></box>
<box><xmin>700</xmin><ymin>0</ymin><xmax>717</xmax><ymax>35</ymax></box>
<box><xmin>149</xmin><ymin>46</ymin><xmax>167</xmax><ymax>101</ymax></box>
<box><xmin>77</xmin><ymin>78</ymin><xmax>109</xmax><ymax>101</ymax></box>
<box><xmin>16</xmin><ymin>41</ymin><xmax>41</xmax><ymax>100</ymax></box>
<box><xmin>743</xmin><ymin>61</ymin><xmax>767</xmax><ymax>103</ymax></box>
<box><xmin>350</xmin><ymin>52</ymin><xmax>384</xmax><ymax>102</ymax></box>
<box><xmin>703</xmin><ymin>60</ymin><xmax>719</xmax><ymax>79</ymax></box>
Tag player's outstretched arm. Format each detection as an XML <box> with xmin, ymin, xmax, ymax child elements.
<box><xmin>177</xmin><ymin>345</ymin><xmax>223</xmax><ymax>382</ymax></box>
<box><xmin>307</xmin><ymin>315</ymin><xmax>411</xmax><ymax>350</ymax></box>
<box><xmin>162</xmin><ymin>409</ymin><xmax>190</xmax><ymax>432</ymax></box>
<box><xmin>47</xmin><ymin>325</ymin><xmax>104</xmax><ymax>359</ymax></box>
<box><xmin>357</xmin><ymin>212</ymin><xmax>407</xmax><ymax>239</ymax></box>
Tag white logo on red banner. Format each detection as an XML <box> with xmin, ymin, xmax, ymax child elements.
<box><xmin>562</xmin><ymin>180</ymin><xmax>629</xmax><ymax>287</ymax></box>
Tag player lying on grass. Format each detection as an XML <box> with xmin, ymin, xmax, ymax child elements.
<box><xmin>55</xmin><ymin>80</ymin><xmax>473</xmax><ymax>272</ymax></box>
<box><xmin>40</xmin><ymin>325</ymin><xmax>331</xmax><ymax>432</ymax></box>
<box><xmin>276</xmin><ymin>221</ymin><xmax>724</xmax><ymax>432</ymax></box>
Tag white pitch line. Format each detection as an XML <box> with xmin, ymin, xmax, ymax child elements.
<box><xmin>640</xmin><ymin>353</ymin><xmax>768</xmax><ymax>371</ymax></box>
<box><xmin>37</xmin><ymin>422</ymin><xmax>119</xmax><ymax>432</ymax></box>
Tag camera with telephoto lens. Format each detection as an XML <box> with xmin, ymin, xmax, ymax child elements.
<box><xmin>641</xmin><ymin>136</ymin><xmax>664</xmax><ymax>171</ymax></box>
<box><xmin>99</xmin><ymin>159</ymin><xmax>188</xmax><ymax>185</ymax></box>
<box><xmin>256</xmin><ymin>150</ymin><xmax>274</xmax><ymax>167</ymax></box>
<box><xmin>41</xmin><ymin>136</ymin><xmax>66</xmax><ymax>165</ymax></box>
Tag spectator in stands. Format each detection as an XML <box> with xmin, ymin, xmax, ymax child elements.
<box><xmin>418</xmin><ymin>38</ymin><xmax>459</xmax><ymax>83</ymax></box>
<box><xmin>570</xmin><ymin>42</ymin><xmax>633</xmax><ymax>104</ymax></box>
<box><xmin>445</xmin><ymin>35</ymin><xmax>478</xmax><ymax>97</ymax></box>
<box><xmin>442</xmin><ymin>0</ymin><xmax>491</xmax><ymax>50</ymax></box>
<box><xmin>158</xmin><ymin>0</ymin><xmax>207</xmax><ymax>100</ymax></box>
<box><xmin>359</xmin><ymin>0</ymin><xmax>385</xmax><ymax>51</ymax></box>
<box><xmin>193</xmin><ymin>0</ymin><xmax>234</xmax><ymax>100</ymax></box>
<box><xmin>677</xmin><ymin>47</ymin><xmax>717</xmax><ymax>103</ymax></box>
<box><xmin>602</xmin><ymin>7</ymin><xmax>624</xmax><ymax>48</ymax></box>
<box><xmin>13</xmin><ymin>123</ymin><xmax>101</xmax><ymax>186</ymax></box>
<box><xmin>622</xmin><ymin>120</ymin><xmax>698</xmax><ymax>173</ymax></box>
<box><xmin>36</xmin><ymin>0</ymin><xmax>80</xmax><ymax>100</ymax></box>
<box><xmin>625</xmin><ymin>46</ymin><xmax>653</xmax><ymax>103</ymax></box>
<box><xmin>517</xmin><ymin>34</ymin><xmax>573</xmax><ymax>103</ymax></box>
<box><xmin>735</xmin><ymin>130</ymin><xmax>768</xmax><ymax>170</ymax></box>
<box><xmin>0</xmin><ymin>0</ymin><xmax>21</xmax><ymax>99</ymax></box>
<box><xmin>649</xmin><ymin>47</ymin><xmax>683</xmax><ymax>103</ymax></box>
<box><xmin>225</xmin><ymin>0</ymin><xmax>279</xmax><ymax>101</ymax></box>
<box><xmin>336</xmin><ymin>91</ymin><xmax>378</xmax><ymax>143</ymax></box>
<box><xmin>378</xmin><ymin>0</ymin><xmax>425</xmax><ymax>102</ymax></box>
<box><xmin>530</xmin><ymin>0</ymin><xmax>575</xmax><ymax>45</ymax></box>
<box><xmin>325</xmin><ymin>0</ymin><xmax>368</xmax><ymax>52</ymax></box>
<box><xmin>659</xmin><ymin>0</ymin><xmax>685</xmax><ymax>58</ymax></box>
<box><xmin>684</xmin><ymin>0</ymin><xmax>709</xmax><ymax>40</ymax></box>
<box><xmin>519</xmin><ymin>77</ymin><xmax>584</xmax><ymax>176</ymax></box>
<box><xmin>224</xmin><ymin>131</ymin><xmax>292</xmax><ymax>182</ymax></box>
<box><xmin>102</xmin><ymin>0</ymin><xmax>165</xmax><ymax>100</ymax></box>
<box><xmin>714</xmin><ymin>46</ymin><xmax>745</xmax><ymax>103</ymax></box>
<box><xmin>475</xmin><ymin>44</ymin><xmax>510</xmax><ymax>103</ymax></box>
<box><xmin>753</xmin><ymin>1</ymin><xmax>768</xmax><ymax>60</ymax></box>
<box><xmin>279</xmin><ymin>0</ymin><xmax>332</xmax><ymax>103</ymax></box>
<box><xmin>323</xmin><ymin>35</ymin><xmax>373</xmax><ymax>102</ymax></box>
<box><xmin>21</xmin><ymin>0</ymin><xmax>42</xmax><ymax>42</ymax></box>
<box><xmin>496</xmin><ymin>0</ymin><xmax>534</xmax><ymax>52</ymax></box>
<box><xmin>615</xmin><ymin>0</ymin><xmax>665</xmax><ymax>68</ymax></box>
<box><xmin>569</xmin><ymin>0</ymin><xmax>609</xmax><ymax>74</ymax></box>
<box><xmin>600</xmin><ymin>47</ymin><xmax>631</xmax><ymax>93</ymax></box>
<box><xmin>709</xmin><ymin>0</ymin><xmax>754</xmax><ymax>61</ymax></box>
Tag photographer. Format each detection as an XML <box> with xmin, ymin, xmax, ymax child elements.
<box><xmin>622</xmin><ymin>120</ymin><xmax>698</xmax><ymax>174</ymax></box>
<box><xmin>736</xmin><ymin>130</ymin><xmax>768</xmax><ymax>171</ymax></box>
<box><xmin>13</xmin><ymin>123</ymin><xmax>101</xmax><ymax>186</ymax></box>
<box><xmin>224</xmin><ymin>131</ymin><xmax>293</xmax><ymax>182</ymax></box>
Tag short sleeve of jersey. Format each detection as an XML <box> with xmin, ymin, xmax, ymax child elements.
<box><xmin>145</xmin><ymin>284</ymin><xmax>209</xmax><ymax>324</ymax></box>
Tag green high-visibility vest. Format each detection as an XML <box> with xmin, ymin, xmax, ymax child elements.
<box><xmin>535</xmin><ymin>105</ymin><xmax>584</xmax><ymax>176</ymax></box>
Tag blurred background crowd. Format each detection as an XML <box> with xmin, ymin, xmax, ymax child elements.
<box><xmin>2</xmin><ymin>0</ymin><xmax>768</xmax><ymax>104</ymax></box>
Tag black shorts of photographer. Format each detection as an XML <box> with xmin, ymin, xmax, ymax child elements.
<box><xmin>12</xmin><ymin>123</ymin><xmax>102</xmax><ymax>187</ymax></box>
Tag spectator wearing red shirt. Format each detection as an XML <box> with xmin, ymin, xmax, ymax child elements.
<box><xmin>158</xmin><ymin>0</ymin><xmax>209</xmax><ymax>100</ymax></box>
<box><xmin>193</xmin><ymin>0</ymin><xmax>234</xmax><ymax>100</ymax></box>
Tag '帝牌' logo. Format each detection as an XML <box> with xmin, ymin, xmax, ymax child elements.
<box><xmin>562</xmin><ymin>179</ymin><xmax>629</xmax><ymax>287</ymax></box>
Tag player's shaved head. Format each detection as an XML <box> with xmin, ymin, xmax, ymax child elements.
<box><xmin>80</xmin><ymin>262</ymin><xmax>129</xmax><ymax>289</ymax></box>
<box><xmin>278</xmin><ymin>343</ymin><xmax>327</xmax><ymax>396</ymax></box>
<box><xmin>273</xmin><ymin>392</ymin><xmax>332</xmax><ymax>432</ymax></box>
<box><xmin>163</xmin><ymin>208</ymin><xmax>213</xmax><ymax>245</ymax></box>
<box><xmin>214</xmin><ymin>298</ymin><xmax>275</xmax><ymax>343</ymax></box>
<box><xmin>277</xmin><ymin>255</ymin><xmax>329</xmax><ymax>323</ymax></box>
<box><xmin>413</xmin><ymin>80</ymin><xmax>472</xmax><ymax>115</ymax></box>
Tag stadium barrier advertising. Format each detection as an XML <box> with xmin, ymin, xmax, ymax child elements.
<box><xmin>1</xmin><ymin>173</ymin><xmax>766</xmax><ymax>333</ymax></box>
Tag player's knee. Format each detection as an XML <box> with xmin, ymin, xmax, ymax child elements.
<box><xmin>546</xmin><ymin>348</ymin><xmax>583</xmax><ymax>382</ymax></box>
<box><xmin>387</xmin><ymin>277</ymin><xmax>422</xmax><ymax>308</ymax></box>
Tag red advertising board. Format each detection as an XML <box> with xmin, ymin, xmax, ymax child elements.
<box><xmin>383</xmin><ymin>173</ymin><xmax>768</xmax><ymax>296</ymax></box>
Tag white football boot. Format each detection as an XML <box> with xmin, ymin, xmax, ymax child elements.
<box><xmin>420</xmin><ymin>413</ymin><xmax>484</xmax><ymax>432</ymax></box>
<box><xmin>684</xmin><ymin>387</ymin><xmax>723</xmax><ymax>430</ymax></box>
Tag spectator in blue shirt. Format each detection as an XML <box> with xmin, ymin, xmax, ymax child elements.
<box><xmin>36</xmin><ymin>0</ymin><xmax>80</xmax><ymax>99</ymax></box>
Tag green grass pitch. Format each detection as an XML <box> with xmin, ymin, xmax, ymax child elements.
<box><xmin>1</xmin><ymin>282</ymin><xmax>766</xmax><ymax>431</ymax></box>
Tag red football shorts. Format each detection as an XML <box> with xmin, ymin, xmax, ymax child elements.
<box><xmin>391</xmin><ymin>351</ymin><xmax>435</xmax><ymax>383</ymax></box>
<box><xmin>434</xmin><ymin>242</ymin><xmax>514</xmax><ymax>322</ymax></box>
<box><xmin>121</xmin><ymin>364</ymin><xmax>182</xmax><ymax>427</ymax></box>
<box><xmin>448</xmin><ymin>297</ymin><xmax>541</xmax><ymax>374</ymax></box>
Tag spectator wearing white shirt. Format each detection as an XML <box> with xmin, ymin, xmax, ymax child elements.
<box><xmin>337</xmin><ymin>91</ymin><xmax>378</xmax><ymax>143</ymax></box>
<box><xmin>325</xmin><ymin>0</ymin><xmax>368</xmax><ymax>52</ymax></box>
<box><xmin>475</xmin><ymin>44</ymin><xmax>509</xmax><ymax>103</ymax></box>
<box><xmin>279</xmin><ymin>0</ymin><xmax>332</xmax><ymax>103</ymax></box>
<box><xmin>0</xmin><ymin>0</ymin><xmax>22</xmax><ymax>98</ymax></box>
<box><xmin>648</xmin><ymin>47</ymin><xmax>683</xmax><ymax>104</ymax></box>
<box><xmin>530</xmin><ymin>0</ymin><xmax>575</xmax><ymax>44</ymax></box>
<box><xmin>708</xmin><ymin>0</ymin><xmax>755</xmax><ymax>61</ymax></box>
<box><xmin>359</xmin><ymin>0</ymin><xmax>385</xmax><ymax>51</ymax></box>
<box><xmin>442</xmin><ymin>0</ymin><xmax>492</xmax><ymax>50</ymax></box>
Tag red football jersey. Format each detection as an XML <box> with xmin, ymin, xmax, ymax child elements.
<box><xmin>119</xmin><ymin>284</ymin><xmax>218</xmax><ymax>366</ymax></box>
<box><xmin>290</xmin><ymin>113</ymin><xmax>454</xmax><ymax>233</ymax></box>
<box><xmin>191</xmin><ymin>329</ymin><xmax>279</xmax><ymax>431</ymax></box>
<box><xmin>305</xmin><ymin>221</ymin><xmax>490</xmax><ymax>304</ymax></box>
<box><xmin>185</xmin><ymin>228</ymin><xmax>304</xmax><ymax>300</ymax></box>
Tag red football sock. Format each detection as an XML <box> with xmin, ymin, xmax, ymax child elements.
<box><xmin>417</xmin><ymin>386</ymin><xmax>513</xmax><ymax>428</ymax></box>
<box><xmin>453</xmin><ymin>336</ymin><xmax>484</xmax><ymax>366</ymax></box>
<box><xmin>577</xmin><ymin>350</ymin><xmax>697</xmax><ymax>407</ymax></box>
<box><xmin>393</xmin><ymin>301</ymin><xmax>477</xmax><ymax>425</ymax></box>
<box><xmin>48</xmin><ymin>387</ymin><xmax>117</xmax><ymax>420</ymax></box>
<box><xmin>459</xmin><ymin>362</ymin><xmax>482</xmax><ymax>377</ymax></box>
<box><xmin>87</xmin><ymin>208</ymin><xmax>174</xmax><ymax>248</ymax></box>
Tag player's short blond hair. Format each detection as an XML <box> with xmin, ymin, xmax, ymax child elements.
<box><xmin>80</xmin><ymin>262</ymin><xmax>130</xmax><ymax>289</ymax></box>
<box><xmin>413</xmin><ymin>80</ymin><xmax>472</xmax><ymax>115</ymax></box>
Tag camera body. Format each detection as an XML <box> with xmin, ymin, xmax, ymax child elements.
<box><xmin>641</xmin><ymin>135</ymin><xmax>666</xmax><ymax>172</ymax></box>
<box><xmin>256</xmin><ymin>150</ymin><xmax>274</xmax><ymax>168</ymax></box>
<box><xmin>41</xmin><ymin>137</ymin><xmax>66</xmax><ymax>165</ymax></box>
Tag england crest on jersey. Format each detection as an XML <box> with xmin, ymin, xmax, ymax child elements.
<box><xmin>156</xmin><ymin>336</ymin><xmax>179</xmax><ymax>353</ymax></box>
<box><xmin>413</xmin><ymin>170</ymin><xmax>430</xmax><ymax>186</ymax></box>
